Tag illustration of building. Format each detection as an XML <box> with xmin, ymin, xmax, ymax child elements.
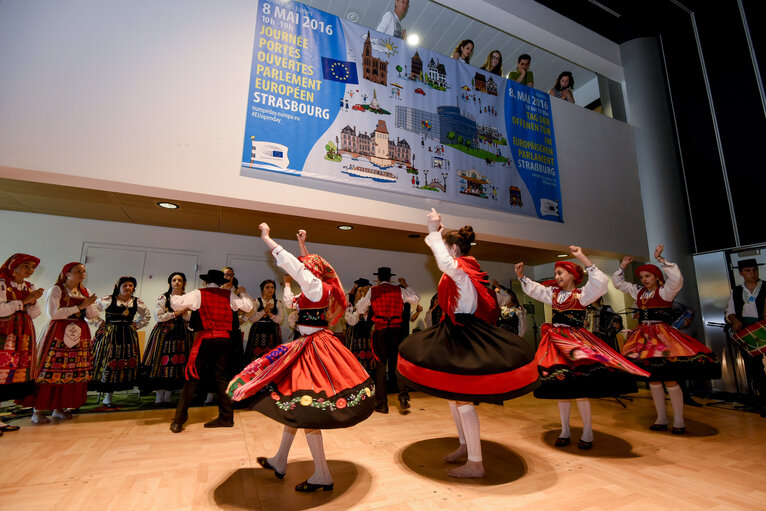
<box><xmin>339</xmin><ymin>120</ymin><xmax>410</xmax><ymax>167</ymax></box>
<box><xmin>427</xmin><ymin>58</ymin><xmax>447</xmax><ymax>89</ymax></box>
<box><xmin>410</xmin><ymin>52</ymin><xmax>422</xmax><ymax>80</ymax></box>
<box><xmin>437</xmin><ymin>105</ymin><xmax>477</xmax><ymax>146</ymax></box>
<box><xmin>363</xmin><ymin>31</ymin><xmax>388</xmax><ymax>86</ymax></box>
<box><xmin>395</xmin><ymin>105</ymin><xmax>441</xmax><ymax>140</ymax></box>
<box><xmin>458</xmin><ymin>168</ymin><xmax>490</xmax><ymax>197</ymax></box>
<box><xmin>474</xmin><ymin>72</ymin><xmax>487</xmax><ymax>93</ymax></box>
<box><xmin>486</xmin><ymin>76</ymin><xmax>498</xmax><ymax>96</ymax></box>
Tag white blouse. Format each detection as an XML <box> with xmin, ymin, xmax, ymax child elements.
<box><xmin>424</xmin><ymin>230</ymin><xmax>476</xmax><ymax>314</ymax></box>
<box><xmin>0</xmin><ymin>280</ymin><xmax>41</xmax><ymax>319</ymax></box>
<box><xmin>95</xmin><ymin>296</ymin><xmax>151</xmax><ymax>329</ymax></box>
<box><xmin>345</xmin><ymin>303</ymin><xmax>368</xmax><ymax>326</ymax></box>
<box><xmin>520</xmin><ymin>265</ymin><xmax>608</xmax><ymax>307</ymax></box>
<box><xmin>45</xmin><ymin>285</ymin><xmax>99</xmax><ymax>320</ymax></box>
<box><xmin>612</xmin><ymin>262</ymin><xmax>683</xmax><ymax>302</ymax></box>
<box><xmin>170</xmin><ymin>284</ymin><xmax>254</xmax><ymax>314</ymax></box>
<box><xmin>248</xmin><ymin>296</ymin><xmax>284</xmax><ymax>325</ymax></box>
<box><xmin>271</xmin><ymin>245</ymin><xmax>324</xmax><ymax>335</ymax></box>
<box><xmin>154</xmin><ymin>294</ymin><xmax>192</xmax><ymax>323</ymax></box>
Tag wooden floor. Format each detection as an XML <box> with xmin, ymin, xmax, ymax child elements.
<box><xmin>1</xmin><ymin>390</ymin><xmax>765</xmax><ymax>511</ymax></box>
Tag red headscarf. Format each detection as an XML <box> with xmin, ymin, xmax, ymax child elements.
<box><xmin>636</xmin><ymin>264</ymin><xmax>664</xmax><ymax>284</ymax></box>
<box><xmin>298</xmin><ymin>254</ymin><xmax>347</xmax><ymax>326</ymax></box>
<box><xmin>0</xmin><ymin>253</ymin><xmax>40</xmax><ymax>281</ymax></box>
<box><xmin>55</xmin><ymin>261</ymin><xmax>90</xmax><ymax>297</ymax></box>
<box><xmin>541</xmin><ymin>279</ymin><xmax>559</xmax><ymax>288</ymax></box>
<box><xmin>555</xmin><ymin>261</ymin><xmax>584</xmax><ymax>285</ymax></box>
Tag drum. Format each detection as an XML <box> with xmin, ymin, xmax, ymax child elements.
<box><xmin>731</xmin><ymin>319</ymin><xmax>766</xmax><ymax>356</ymax></box>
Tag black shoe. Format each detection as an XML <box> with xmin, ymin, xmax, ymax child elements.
<box><xmin>554</xmin><ymin>437</ymin><xmax>570</xmax><ymax>447</ymax></box>
<box><xmin>295</xmin><ymin>480</ymin><xmax>333</xmax><ymax>492</ymax></box>
<box><xmin>257</xmin><ymin>456</ymin><xmax>285</xmax><ymax>479</ymax></box>
<box><xmin>671</xmin><ymin>426</ymin><xmax>685</xmax><ymax>435</ymax></box>
<box><xmin>398</xmin><ymin>396</ymin><xmax>410</xmax><ymax>410</ymax></box>
<box><xmin>649</xmin><ymin>423</ymin><xmax>669</xmax><ymax>431</ymax></box>
<box><xmin>374</xmin><ymin>403</ymin><xmax>389</xmax><ymax>414</ymax></box>
<box><xmin>170</xmin><ymin>422</ymin><xmax>183</xmax><ymax>433</ymax></box>
<box><xmin>577</xmin><ymin>440</ymin><xmax>593</xmax><ymax>450</ymax></box>
<box><xmin>203</xmin><ymin>418</ymin><xmax>234</xmax><ymax>428</ymax></box>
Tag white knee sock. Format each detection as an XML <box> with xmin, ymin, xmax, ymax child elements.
<box><xmin>649</xmin><ymin>383</ymin><xmax>668</xmax><ymax>425</ymax></box>
<box><xmin>155</xmin><ymin>391</ymin><xmax>163</xmax><ymax>404</ymax></box>
<box><xmin>305</xmin><ymin>430</ymin><xmax>333</xmax><ymax>484</ymax></box>
<box><xmin>269</xmin><ymin>426</ymin><xmax>296</xmax><ymax>474</ymax></box>
<box><xmin>667</xmin><ymin>385</ymin><xmax>685</xmax><ymax>428</ymax></box>
<box><xmin>103</xmin><ymin>392</ymin><xmax>113</xmax><ymax>406</ymax></box>
<box><xmin>576</xmin><ymin>398</ymin><xmax>593</xmax><ymax>442</ymax></box>
<box><xmin>448</xmin><ymin>401</ymin><xmax>466</xmax><ymax>445</ymax></box>
<box><xmin>457</xmin><ymin>404</ymin><xmax>482</xmax><ymax>462</ymax></box>
<box><xmin>558</xmin><ymin>400</ymin><xmax>572</xmax><ymax>438</ymax></box>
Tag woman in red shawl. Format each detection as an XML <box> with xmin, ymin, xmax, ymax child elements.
<box><xmin>614</xmin><ymin>244</ymin><xmax>719</xmax><ymax>434</ymax></box>
<box><xmin>31</xmin><ymin>262</ymin><xmax>99</xmax><ymax>424</ymax></box>
<box><xmin>0</xmin><ymin>253</ymin><xmax>43</xmax><ymax>433</ymax></box>
<box><xmin>398</xmin><ymin>209</ymin><xmax>539</xmax><ymax>478</ymax></box>
<box><xmin>228</xmin><ymin>225</ymin><xmax>374</xmax><ymax>492</ymax></box>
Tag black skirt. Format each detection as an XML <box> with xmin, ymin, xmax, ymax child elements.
<box><xmin>397</xmin><ymin>314</ymin><xmax>539</xmax><ymax>402</ymax></box>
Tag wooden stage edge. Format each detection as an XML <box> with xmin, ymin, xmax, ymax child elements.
<box><xmin>1</xmin><ymin>390</ymin><xmax>765</xmax><ymax>510</ymax></box>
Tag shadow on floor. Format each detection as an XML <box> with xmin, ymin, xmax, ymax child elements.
<box><xmin>541</xmin><ymin>428</ymin><xmax>640</xmax><ymax>458</ymax></box>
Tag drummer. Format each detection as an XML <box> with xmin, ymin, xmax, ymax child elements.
<box><xmin>725</xmin><ymin>258</ymin><xmax>766</xmax><ymax>417</ymax></box>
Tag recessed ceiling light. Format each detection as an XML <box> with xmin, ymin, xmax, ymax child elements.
<box><xmin>337</xmin><ymin>225</ymin><xmax>353</xmax><ymax>231</ymax></box>
<box><xmin>470</xmin><ymin>242</ymin><xmax>477</xmax><ymax>246</ymax></box>
<box><xmin>408</xmin><ymin>234</ymin><xmax>420</xmax><ymax>238</ymax></box>
<box><xmin>345</xmin><ymin>11</ymin><xmax>360</xmax><ymax>23</ymax></box>
<box><xmin>407</xmin><ymin>34</ymin><xmax>420</xmax><ymax>46</ymax></box>
<box><xmin>557</xmin><ymin>254</ymin><xmax>569</xmax><ymax>258</ymax></box>
<box><xmin>157</xmin><ymin>201</ymin><xmax>179</xmax><ymax>209</ymax></box>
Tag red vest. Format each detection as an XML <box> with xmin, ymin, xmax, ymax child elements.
<box><xmin>370</xmin><ymin>282</ymin><xmax>404</xmax><ymax>329</ymax></box>
<box><xmin>198</xmin><ymin>287</ymin><xmax>232</xmax><ymax>340</ymax></box>
<box><xmin>296</xmin><ymin>282</ymin><xmax>332</xmax><ymax>327</ymax></box>
<box><xmin>636</xmin><ymin>288</ymin><xmax>673</xmax><ymax>309</ymax></box>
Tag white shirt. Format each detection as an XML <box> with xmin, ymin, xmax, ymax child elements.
<box><xmin>345</xmin><ymin>302</ymin><xmax>368</xmax><ymax>326</ymax></box>
<box><xmin>271</xmin><ymin>245</ymin><xmax>324</xmax><ymax>335</ymax></box>
<box><xmin>95</xmin><ymin>296</ymin><xmax>151</xmax><ymax>329</ymax></box>
<box><xmin>424</xmin><ymin>230</ymin><xmax>476</xmax><ymax>314</ymax></box>
<box><xmin>170</xmin><ymin>284</ymin><xmax>254</xmax><ymax>314</ymax></box>
<box><xmin>725</xmin><ymin>279</ymin><xmax>763</xmax><ymax>319</ymax></box>
<box><xmin>45</xmin><ymin>285</ymin><xmax>100</xmax><ymax>320</ymax></box>
<box><xmin>376</xmin><ymin>10</ymin><xmax>403</xmax><ymax>38</ymax></box>
<box><xmin>612</xmin><ymin>262</ymin><xmax>683</xmax><ymax>302</ymax></box>
<box><xmin>0</xmin><ymin>280</ymin><xmax>41</xmax><ymax>319</ymax></box>
<box><xmin>355</xmin><ymin>280</ymin><xmax>420</xmax><ymax>316</ymax></box>
<box><xmin>154</xmin><ymin>294</ymin><xmax>192</xmax><ymax>323</ymax></box>
<box><xmin>520</xmin><ymin>265</ymin><xmax>608</xmax><ymax>309</ymax></box>
<box><xmin>248</xmin><ymin>296</ymin><xmax>284</xmax><ymax>325</ymax></box>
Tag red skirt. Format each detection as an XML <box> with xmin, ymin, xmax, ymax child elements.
<box><xmin>534</xmin><ymin>324</ymin><xmax>650</xmax><ymax>399</ymax></box>
<box><xmin>621</xmin><ymin>322</ymin><xmax>720</xmax><ymax>381</ymax></box>
<box><xmin>0</xmin><ymin>310</ymin><xmax>36</xmax><ymax>401</ymax></box>
<box><xmin>228</xmin><ymin>329</ymin><xmax>374</xmax><ymax>429</ymax></box>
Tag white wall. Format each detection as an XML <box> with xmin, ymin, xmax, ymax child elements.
<box><xmin>0</xmin><ymin>0</ymin><xmax>647</xmax><ymax>258</ymax></box>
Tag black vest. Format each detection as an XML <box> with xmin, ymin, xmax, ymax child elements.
<box><xmin>732</xmin><ymin>281</ymin><xmax>766</xmax><ymax>320</ymax></box>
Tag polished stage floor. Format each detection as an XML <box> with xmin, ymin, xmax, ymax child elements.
<box><xmin>1</xmin><ymin>390</ymin><xmax>764</xmax><ymax>510</ymax></box>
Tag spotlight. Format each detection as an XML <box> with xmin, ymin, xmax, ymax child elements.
<box><xmin>157</xmin><ymin>202</ymin><xmax>179</xmax><ymax>209</ymax></box>
<box><xmin>557</xmin><ymin>254</ymin><xmax>569</xmax><ymax>258</ymax></box>
<box><xmin>337</xmin><ymin>225</ymin><xmax>353</xmax><ymax>231</ymax></box>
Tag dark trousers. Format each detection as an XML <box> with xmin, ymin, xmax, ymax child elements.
<box><xmin>174</xmin><ymin>338</ymin><xmax>233</xmax><ymax>424</ymax></box>
<box><xmin>372</xmin><ymin>326</ymin><xmax>407</xmax><ymax>407</ymax></box>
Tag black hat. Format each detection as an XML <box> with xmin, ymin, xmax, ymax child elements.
<box><xmin>737</xmin><ymin>259</ymin><xmax>764</xmax><ymax>270</ymax></box>
<box><xmin>200</xmin><ymin>269</ymin><xmax>228</xmax><ymax>286</ymax></box>
<box><xmin>354</xmin><ymin>278</ymin><xmax>371</xmax><ymax>287</ymax></box>
<box><xmin>373</xmin><ymin>267</ymin><xmax>395</xmax><ymax>281</ymax></box>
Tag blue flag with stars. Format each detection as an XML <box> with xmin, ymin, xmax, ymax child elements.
<box><xmin>321</xmin><ymin>57</ymin><xmax>359</xmax><ymax>84</ymax></box>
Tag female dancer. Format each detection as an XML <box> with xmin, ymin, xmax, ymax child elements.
<box><xmin>517</xmin><ymin>247</ymin><xmax>650</xmax><ymax>449</ymax></box>
<box><xmin>141</xmin><ymin>272</ymin><xmax>193</xmax><ymax>405</ymax></box>
<box><xmin>32</xmin><ymin>262</ymin><xmax>99</xmax><ymax>423</ymax></box>
<box><xmin>91</xmin><ymin>276</ymin><xmax>150</xmax><ymax>406</ymax></box>
<box><xmin>398</xmin><ymin>209</ymin><xmax>539</xmax><ymax>478</ymax></box>
<box><xmin>615</xmin><ymin>245</ymin><xmax>720</xmax><ymax>434</ymax></box>
<box><xmin>245</xmin><ymin>279</ymin><xmax>284</xmax><ymax>362</ymax></box>
<box><xmin>344</xmin><ymin>278</ymin><xmax>375</xmax><ymax>375</ymax></box>
<box><xmin>228</xmin><ymin>225</ymin><xmax>374</xmax><ymax>492</ymax></box>
<box><xmin>493</xmin><ymin>280</ymin><xmax>528</xmax><ymax>336</ymax></box>
<box><xmin>0</xmin><ymin>254</ymin><xmax>43</xmax><ymax>432</ymax></box>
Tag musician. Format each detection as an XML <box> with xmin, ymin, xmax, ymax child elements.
<box><xmin>586</xmin><ymin>297</ymin><xmax>623</xmax><ymax>351</ymax></box>
<box><xmin>724</xmin><ymin>258</ymin><xmax>766</xmax><ymax>417</ymax></box>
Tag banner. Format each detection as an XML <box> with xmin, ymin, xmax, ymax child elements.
<box><xmin>241</xmin><ymin>0</ymin><xmax>563</xmax><ymax>222</ymax></box>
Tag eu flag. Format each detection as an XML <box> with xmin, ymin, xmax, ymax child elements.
<box><xmin>322</xmin><ymin>57</ymin><xmax>359</xmax><ymax>84</ymax></box>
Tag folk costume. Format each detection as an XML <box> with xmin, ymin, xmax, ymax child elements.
<box><xmin>496</xmin><ymin>287</ymin><xmax>528</xmax><ymax>336</ymax></box>
<box><xmin>355</xmin><ymin>267</ymin><xmax>420</xmax><ymax>412</ymax></box>
<box><xmin>245</xmin><ymin>293</ymin><xmax>284</xmax><ymax>363</ymax></box>
<box><xmin>615</xmin><ymin>260</ymin><xmax>720</xmax><ymax>432</ymax></box>
<box><xmin>0</xmin><ymin>254</ymin><xmax>41</xmax><ymax>402</ymax></box>
<box><xmin>141</xmin><ymin>274</ymin><xmax>193</xmax><ymax>402</ymax></box>
<box><xmin>91</xmin><ymin>278</ymin><xmax>150</xmax><ymax>399</ymax></box>
<box><xmin>520</xmin><ymin>261</ymin><xmax>649</xmax><ymax>448</ymax></box>
<box><xmin>344</xmin><ymin>279</ymin><xmax>375</xmax><ymax>375</ymax></box>
<box><xmin>169</xmin><ymin>270</ymin><xmax>253</xmax><ymax>431</ymax></box>
<box><xmin>398</xmin><ymin>230</ymin><xmax>538</xmax><ymax>473</ymax></box>
<box><xmin>33</xmin><ymin>263</ymin><xmax>99</xmax><ymax>412</ymax></box>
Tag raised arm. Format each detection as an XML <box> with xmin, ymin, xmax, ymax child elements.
<box><xmin>516</xmin><ymin>262</ymin><xmax>554</xmax><ymax>305</ymax></box>
<box><xmin>654</xmin><ymin>245</ymin><xmax>683</xmax><ymax>301</ymax></box>
<box><xmin>613</xmin><ymin>255</ymin><xmax>640</xmax><ymax>299</ymax></box>
<box><xmin>261</xmin><ymin>223</ymin><xmax>322</xmax><ymax>302</ymax></box>
<box><xmin>570</xmin><ymin>246</ymin><xmax>608</xmax><ymax>306</ymax></box>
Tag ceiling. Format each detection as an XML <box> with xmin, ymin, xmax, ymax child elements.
<box><xmin>0</xmin><ymin>177</ymin><xmax>569</xmax><ymax>266</ymax></box>
<box><xmin>302</xmin><ymin>0</ymin><xmax>599</xmax><ymax>102</ymax></box>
